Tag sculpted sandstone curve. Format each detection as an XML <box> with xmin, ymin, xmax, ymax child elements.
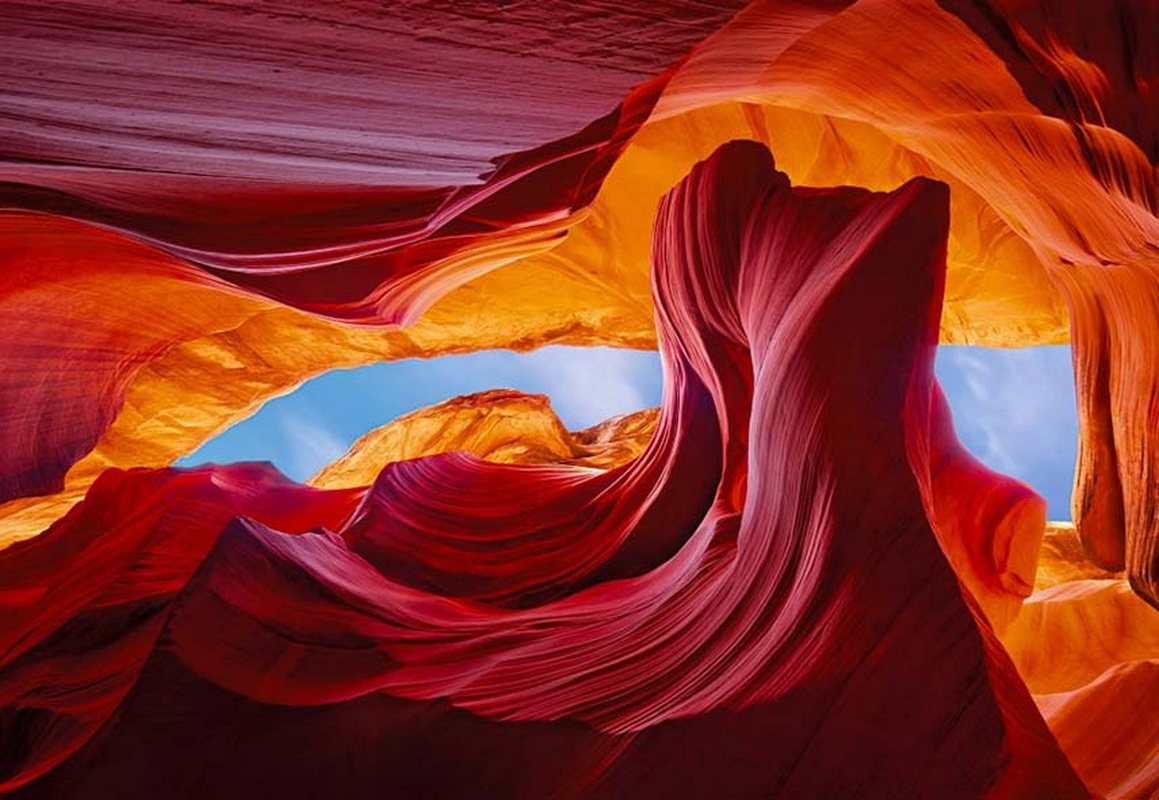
<box><xmin>0</xmin><ymin>142</ymin><xmax>1091</xmax><ymax>798</ymax></box>
<box><xmin>1</xmin><ymin>0</ymin><xmax>1154</xmax><ymax>578</ymax></box>
<box><xmin>0</xmin><ymin>1</ymin><xmax>1157</xmax><ymax>796</ymax></box>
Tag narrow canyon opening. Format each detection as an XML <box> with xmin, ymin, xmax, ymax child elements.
<box><xmin>935</xmin><ymin>345</ymin><xmax>1077</xmax><ymax>521</ymax></box>
<box><xmin>177</xmin><ymin>345</ymin><xmax>664</xmax><ymax>482</ymax></box>
<box><xmin>180</xmin><ymin>342</ymin><xmax>1077</xmax><ymax>525</ymax></box>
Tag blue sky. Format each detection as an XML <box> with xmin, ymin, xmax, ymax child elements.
<box><xmin>933</xmin><ymin>345</ymin><xmax>1076</xmax><ymax>519</ymax></box>
<box><xmin>179</xmin><ymin>346</ymin><xmax>663</xmax><ymax>482</ymax></box>
<box><xmin>180</xmin><ymin>344</ymin><xmax>1077</xmax><ymax>519</ymax></box>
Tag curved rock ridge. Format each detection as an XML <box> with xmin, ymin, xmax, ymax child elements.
<box><xmin>1</xmin><ymin>0</ymin><xmax>1158</xmax><ymax>794</ymax></box>
<box><xmin>1036</xmin><ymin>657</ymin><xmax>1159</xmax><ymax>799</ymax></box>
<box><xmin>309</xmin><ymin>389</ymin><xmax>659</xmax><ymax>489</ymax></box>
<box><xmin>1002</xmin><ymin>578</ymin><xmax>1159</xmax><ymax>799</ymax></box>
<box><xmin>0</xmin><ymin>142</ymin><xmax>1089</xmax><ymax>797</ymax></box>
<box><xmin>1</xmin><ymin>0</ymin><xmax>1155</xmax><ymax>586</ymax></box>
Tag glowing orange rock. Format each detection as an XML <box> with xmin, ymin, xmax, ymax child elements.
<box><xmin>0</xmin><ymin>141</ymin><xmax>1091</xmax><ymax>798</ymax></box>
<box><xmin>1038</xmin><ymin>659</ymin><xmax>1159</xmax><ymax>799</ymax></box>
<box><xmin>1036</xmin><ymin>522</ymin><xmax>1124</xmax><ymax>590</ymax></box>
<box><xmin>311</xmin><ymin>389</ymin><xmax>658</xmax><ymax>489</ymax></box>
<box><xmin>2</xmin><ymin>0</ymin><xmax>1153</xmax><ymax>561</ymax></box>
<box><xmin>1002</xmin><ymin>579</ymin><xmax>1159</xmax><ymax>798</ymax></box>
<box><xmin>0</xmin><ymin>0</ymin><xmax>1157</xmax><ymax>794</ymax></box>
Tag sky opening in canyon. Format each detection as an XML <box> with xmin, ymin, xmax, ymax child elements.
<box><xmin>178</xmin><ymin>345</ymin><xmax>664</xmax><ymax>482</ymax></box>
<box><xmin>180</xmin><ymin>344</ymin><xmax>1077</xmax><ymax>519</ymax></box>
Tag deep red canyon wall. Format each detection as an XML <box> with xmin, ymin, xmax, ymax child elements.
<box><xmin>1</xmin><ymin>1</ymin><xmax>1157</xmax><ymax>797</ymax></box>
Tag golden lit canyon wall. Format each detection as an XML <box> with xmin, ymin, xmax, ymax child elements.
<box><xmin>0</xmin><ymin>1</ymin><xmax>1156</xmax><ymax>797</ymax></box>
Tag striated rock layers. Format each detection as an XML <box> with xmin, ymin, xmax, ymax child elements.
<box><xmin>1</xmin><ymin>142</ymin><xmax>1092</xmax><ymax>798</ymax></box>
<box><xmin>0</xmin><ymin>0</ymin><xmax>1155</xmax><ymax>575</ymax></box>
<box><xmin>1</xmin><ymin>0</ymin><xmax>1158</xmax><ymax>797</ymax></box>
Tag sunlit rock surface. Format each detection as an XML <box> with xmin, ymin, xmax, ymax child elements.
<box><xmin>3</xmin><ymin>0</ymin><xmax>1153</xmax><ymax>551</ymax></box>
<box><xmin>310</xmin><ymin>389</ymin><xmax>659</xmax><ymax>488</ymax></box>
<box><xmin>1036</xmin><ymin>522</ymin><xmax>1125</xmax><ymax>589</ymax></box>
<box><xmin>1003</xmin><ymin>578</ymin><xmax>1159</xmax><ymax>799</ymax></box>
<box><xmin>1</xmin><ymin>0</ymin><xmax>1157</xmax><ymax>796</ymax></box>
<box><xmin>0</xmin><ymin>141</ymin><xmax>1090</xmax><ymax>798</ymax></box>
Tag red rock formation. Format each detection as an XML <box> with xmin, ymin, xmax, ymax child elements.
<box><xmin>0</xmin><ymin>464</ymin><xmax>363</xmax><ymax>792</ymax></box>
<box><xmin>1</xmin><ymin>0</ymin><xmax>1157</xmax><ymax>796</ymax></box>
<box><xmin>1</xmin><ymin>0</ymin><xmax>1153</xmax><ymax>558</ymax></box>
<box><xmin>0</xmin><ymin>143</ymin><xmax>1090</xmax><ymax>797</ymax></box>
<box><xmin>917</xmin><ymin>386</ymin><xmax>1048</xmax><ymax>633</ymax></box>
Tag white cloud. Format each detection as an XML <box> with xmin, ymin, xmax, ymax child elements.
<box><xmin>520</xmin><ymin>347</ymin><xmax>657</xmax><ymax>429</ymax></box>
<box><xmin>937</xmin><ymin>345</ymin><xmax>1077</xmax><ymax>503</ymax></box>
<box><xmin>276</xmin><ymin>410</ymin><xmax>348</xmax><ymax>480</ymax></box>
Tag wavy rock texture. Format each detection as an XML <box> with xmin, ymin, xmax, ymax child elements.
<box><xmin>0</xmin><ymin>142</ymin><xmax>1091</xmax><ymax>798</ymax></box>
<box><xmin>1</xmin><ymin>0</ymin><xmax>1154</xmax><ymax>555</ymax></box>
<box><xmin>1</xmin><ymin>0</ymin><xmax>1158</xmax><ymax>797</ymax></box>
<box><xmin>1002</xmin><ymin>578</ymin><xmax>1159</xmax><ymax>798</ymax></box>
